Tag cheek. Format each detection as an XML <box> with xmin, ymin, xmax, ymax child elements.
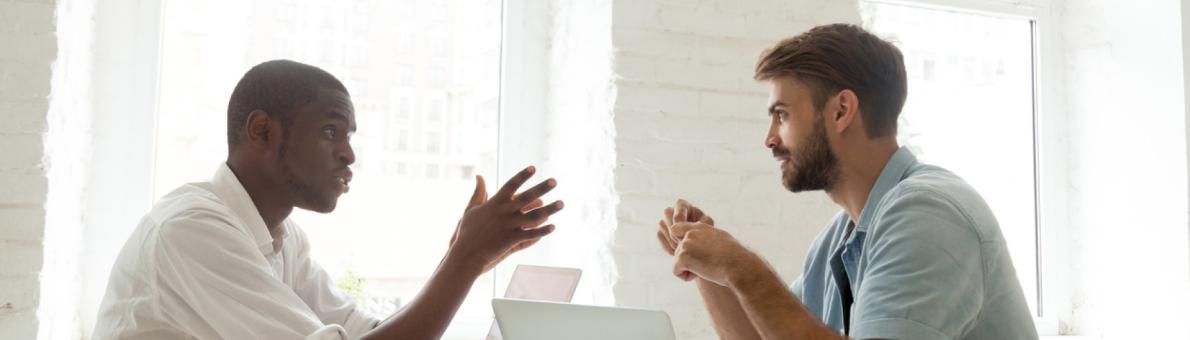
<box><xmin>287</xmin><ymin>141</ymin><xmax>325</xmax><ymax>169</ymax></box>
<box><xmin>778</xmin><ymin>122</ymin><xmax>801</xmax><ymax>147</ymax></box>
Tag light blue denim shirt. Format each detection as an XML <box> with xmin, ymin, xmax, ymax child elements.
<box><xmin>789</xmin><ymin>147</ymin><xmax>1038</xmax><ymax>339</ymax></box>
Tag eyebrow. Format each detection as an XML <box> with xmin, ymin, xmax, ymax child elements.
<box><xmin>768</xmin><ymin>102</ymin><xmax>786</xmax><ymax>116</ymax></box>
<box><xmin>323</xmin><ymin>110</ymin><xmax>357</xmax><ymax>132</ymax></box>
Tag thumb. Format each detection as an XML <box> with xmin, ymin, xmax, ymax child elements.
<box><xmin>467</xmin><ymin>175</ymin><xmax>487</xmax><ymax>210</ymax></box>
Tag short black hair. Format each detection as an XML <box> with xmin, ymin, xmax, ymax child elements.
<box><xmin>226</xmin><ymin>59</ymin><xmax>349</xmax><ymax>147</ymax></box>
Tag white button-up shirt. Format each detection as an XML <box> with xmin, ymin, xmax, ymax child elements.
<box><xmin>94</xmin><ymin>164</ymin><xmax>380</xmax><ymax>339</ymax></box>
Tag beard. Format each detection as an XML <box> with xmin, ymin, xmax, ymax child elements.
<box><xmin>278</xmin><ymin>140</ymin><xmax>337</xmax><ymax>213</ymax></box>
<box><xmin>284</xmin><ymin>170</ymin><xmax>335</xmax><ymax>213</ymax></box>
<box><xmin>776</xmin><ymin>112</ymin><xmax>840</xmax><ymax>193</ymax></box>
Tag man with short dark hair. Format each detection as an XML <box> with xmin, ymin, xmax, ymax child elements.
<box><xmin>657</xmin><ymin>24</ymin><xmax>1038</xmax><ymax>339</ymax></box>
<box><xmin>94</xmin><ymin>60</ymin><xmax>563</xmax><ymax>339</ymax></box>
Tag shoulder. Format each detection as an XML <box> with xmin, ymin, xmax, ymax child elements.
<box><xmin>872</xmin><ymin>164</ymin><xmax>998</xmax><ymax>243</ymax></box>
<box><xmin>143</xmin><ymin>183</ymin><xmax>252</xmax><ymax>252</ymax></box>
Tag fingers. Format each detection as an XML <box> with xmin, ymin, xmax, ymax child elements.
<box><xmin>699</xmin><ymin>214</ymin><xmax>714</xmax><ymax>226</ymax></box>
<box><xmin>663</xmin><ymin>207</ymin><xmax>675</xmax><ymax>229</ymax></box>
<box><xmin>674</xmin><ymin>199</ymin><xmax>690</xmax><ymax>224</ymax></box>
<box><xmin>493</xmin><ymin>166</ymin><xmax>536</xmax><ymax>201</ymax></box>
<box><xmin>521</xmin><ymin>200</ymin><xmax>565</xmax><ymax>226</ymax></box>
<box><xmin>690</xmin><ymin>207</ymin><xmax>709</xmax><ymax>224</ymax></box>
<box><xmin>656</xmin><ymin>232</ymin><xmax>676</xmax><ymax>255</ymax></box>
<box><xmin>519</xmin><ymin>198</ymin><xmax>544</xmax><ymax>213</ymax></box>
<box><xmin>513</xmin><ymin>178</ymin><xmax>557</xmax><ymax>208</ymax></box>
<box><xmin>656</xmin><ymin>221</ymin><xmax>676</xmax><ymax>255</ymax></box>
<box><xmin>679</xmin><ymin>199</ymin><xmax>713</xmax><ymax>225</ymax></box>
<box><xmin>669</xmin><ymin>221</ymin><xmax>712</xmax><ymax>242</ymax></box>
<box><xmin>657</xmin><ymin>219</ymin><xmax>674</xmax><ymax>245</ymax></box>
<box><xmin>466</xmin><ymin>175</ymin><xmax>488</xmax><ymax>212</ymax></box>
<box><xmin>516</xmin><ymin>224</ymin><xmax>556</xmax><ymax>242</ymax></box>
<box><xmin>510</xmin><ymin>238</ymin><xmax>541</xmax><ymax>253</ymax></box>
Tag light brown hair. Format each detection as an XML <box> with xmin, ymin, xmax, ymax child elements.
<box><xmin>755</xmin><ymin>23</ymin><xmax>907</xmax><ymax>138</ymax></box>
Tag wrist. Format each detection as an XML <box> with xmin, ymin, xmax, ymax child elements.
<box><xmin>441</xmin><ymin>249</ymin><xmax>486</xmax><ymax>279</ymax></box>
<box><xmin>725</xmin><ymin>251</ymin><xmax>766</xmax><ymax>291</ymax></box>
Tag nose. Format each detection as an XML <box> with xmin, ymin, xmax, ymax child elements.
<box><xmin>338</xmin><ymin>142</ymin><xmax>356</xmax><ymax>166</ymax></box>
<box><xmin>764</xmin><ymin>122</ymin><xmax>780</xmax><ymax>150</ymax></box>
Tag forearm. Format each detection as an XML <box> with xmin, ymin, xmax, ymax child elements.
<box><xmin>361</xmin><ymin>251</ymin><xmax>483</xmax><ymax>340</ymax></box>
<box><xmin>697</xmin><ymin>279</ymin><xmax>763</xmax><ymax>340</ymax></box>
<box><xmin>729</xmin><ymin>256</ymin><xmax>842</xmax><ymax>340</ymax></box>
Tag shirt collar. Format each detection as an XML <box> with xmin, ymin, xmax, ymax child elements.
<box><xmin>854</xmin><ymin>146</ymin><xmax>918</xmax><ymax>232</ymax></box>
<box><xmin>211</xmin><ymin>163</ymin><xmax>278</xmax><ymax>256</ymax></box>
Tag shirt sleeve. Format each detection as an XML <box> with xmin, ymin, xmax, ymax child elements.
<box><xmin>286</xmin><ymin>223</ymin><xmax>382</xmax><ymax>338</ymax></box>
<box><xmin>151</xmin><ymin>211</ymin><xmax>350</xmax><ymax>340</ymax></box>
<box><xmin>849</xmin><ymin>190</ymin><xmax>984</xmax><ymax>340</ymax></box>
<box><xmin>789</xmin><ymin>274</ymin><xmax>805</xmax><ymax>301</ymax></box>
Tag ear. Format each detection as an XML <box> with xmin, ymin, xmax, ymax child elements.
<box><xmin>244</xmin><ymin>109</ymin><xmax>276</xmax><ymax>148</ymax></box>
<box><xmin>831</xmin><ymin>89</ymin><xmax>860</xmax><ymax>135</ymax></box>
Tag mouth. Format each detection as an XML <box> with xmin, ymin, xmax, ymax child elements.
<box><xmin>335</xmin><ymin>170</ymin><xmax>353</xmax><ymax>194</ymax></box>
<box><xmin>775</xmin><ymin>157</ymin><xmax>791</xmax><ymax>171</ymax></box>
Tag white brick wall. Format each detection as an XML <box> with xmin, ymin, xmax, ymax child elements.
<box><xmin>608</xmin><ymin>0</ymin><xmax>858</xmax><ymax>339</ymax></box>
<box><xmin>0</xmin><ymin>0</ymin><xmax>56</xmax><ymax>338</ymax></box>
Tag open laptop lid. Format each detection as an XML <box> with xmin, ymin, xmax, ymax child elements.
<box><xmin>491</xmin><ymin>298</ymin><xmax>677</xmax><ymax>340</ymax></box>
<box><xmin>485</xmin><ymin>265</ymin><xmax>582</xmax><ymax>340</ymax></box>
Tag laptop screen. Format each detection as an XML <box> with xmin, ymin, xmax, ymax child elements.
<box><xmin>486</xmin><ymin>265</ymin><xmax>582</xmax><ymax>340</ymax></box>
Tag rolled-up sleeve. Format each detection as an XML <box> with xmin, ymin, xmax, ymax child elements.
<box><xmin>152</xmin><ymin>211</ymin><xmax>351</xmax><ymax>340</ymax></box>
<box><xmin>850</xmin><ymin>190</ymin><xmax>984</xmax><ymax>340</ymax></box>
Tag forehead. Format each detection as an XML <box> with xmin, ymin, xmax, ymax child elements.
<box><xmin>767</xmin><ymin>75</ymin><xmax>814</xmax><ymax>106</ymax></box>
<box><xmin>295</xmin><ymin>88</ymin><xmax>354</xmax><ymax>120</ymax></box>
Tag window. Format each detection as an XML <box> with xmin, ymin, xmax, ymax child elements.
<box><xmin>428</xmin><ymin>98</ymin><xmax>445</xmax><ymax>123</ymax></box>
<box><xmin>394</xmin><ymin>94</ymin><xmax>412</xmax><ymax>121</ymax></box>
<box><xmin>863</xmin><ymin>0</ymin><xmax>1041</xmax><ymax>316</ymax></box>
<box><xmin>396</xmin><ymin>129</ymin><xmax>410</xmax><ymax>152</ymax></box>
<box><xmin>151</xmin><ymin>0</ymin><xmax>503</xmax><ymax>337</ymax></box>
<box><xmin>425</xmin><ymin>163</ymin><xmax>441</xmax><ymax>179</ymax></box>
<box><xmin>426</xmin><ymin>131</ymin><xmax>443</xmax><ymax>153</ymax></box>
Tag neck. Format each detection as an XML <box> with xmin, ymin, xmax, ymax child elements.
<box><xmin>226</xmin><ymin>158</ymin><xmax>293</xmax><ymax>232</ymax></box>
<box><xmin>825</xmin><ymin>139</ymin><xmax>898</xmax><ymax>226</ymax></box>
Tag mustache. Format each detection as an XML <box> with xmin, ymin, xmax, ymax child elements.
<box><xmin>772</xmin><ymin>146</ymin><xmax>791</xmax><ymax>158</ymax></box>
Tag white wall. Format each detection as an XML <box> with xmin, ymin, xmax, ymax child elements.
<box><xmin>1060</xmin><ymin>0</ymin><xmax>1190</xmax><ymax>337</ymax></box>
<box><xmin>608</xmin><ymin>1</ymin><xmax>857</xmax><ymax>339</ymax></box>
<box><xmin>0</xmin><ymin>0</ymin><xmax>56</xmax><ymax>338</ymax></box>
<box><xmin>1184</xmin><ymin>0</ymin><xmax>1190</xmax><ymax>289</ymax></box>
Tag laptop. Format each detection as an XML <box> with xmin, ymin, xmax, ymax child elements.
<box><xmin>492</xmin><ymin>298</ymin><xmax>677</xmax><ymax>340</ymax></box>
<box><xmin>486</xmin><ymin>265</ymin><xmax>583</xmax><ymax>340</ymax></box>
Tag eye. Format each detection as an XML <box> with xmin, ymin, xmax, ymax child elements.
<box><xmin>323</xmin><ymin>126</ymin><xmax>337</xmax><ymax>140</ymax></box>
<box><xmin>776</xmin><ymin>110</ymin><xmax>789</xmax><ymax>122</ymax></box>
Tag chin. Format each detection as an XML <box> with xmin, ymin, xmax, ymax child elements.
<box><xmin>782</xmin><ymin>170</ymin><xmax>825</xmax><ymax>193</ymax></box>
<box><xmin>298</xmin><ymin>197</ymin><xmax>338</xmax><ymax>214</ymax></box>
<box><xmin>316</xmin><ymin>200</ymin><xmax>338</xmax><ymax>213</ymax></box>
